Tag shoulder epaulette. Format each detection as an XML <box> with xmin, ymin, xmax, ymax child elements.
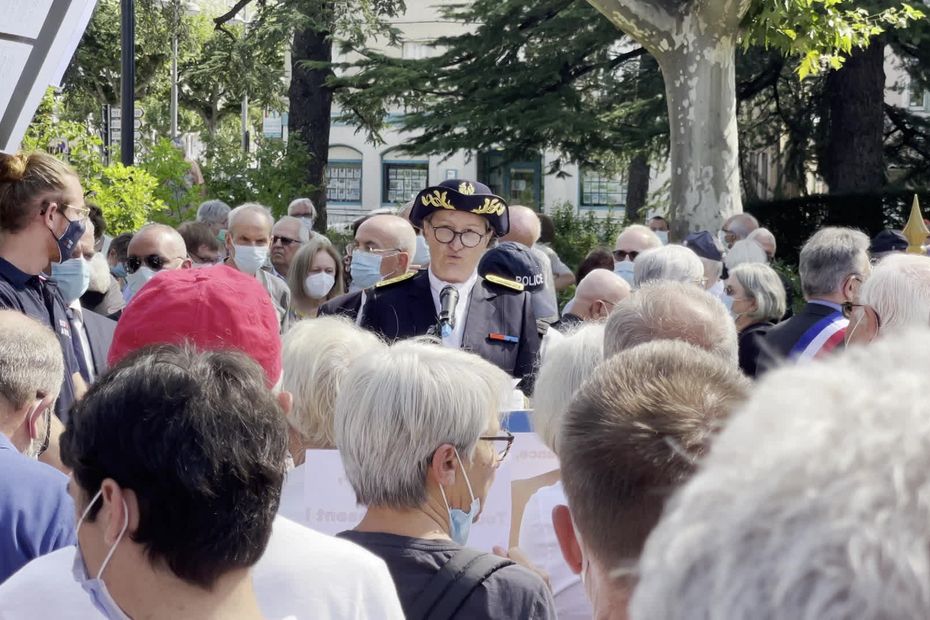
<box><xmin>375</xmin><ymin>270</ymin><xmax>416</xmax><ymax>288</ymax></box>
<box><xmin>484</xmin><ymin>273</ymin><xmax>525</xmax><ymax>292</ymax></box>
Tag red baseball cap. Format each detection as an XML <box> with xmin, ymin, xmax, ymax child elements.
<box><xmin>108</xmin><ymin>265</ymin><xmax>282</xmax><ymax>387</ymax></box>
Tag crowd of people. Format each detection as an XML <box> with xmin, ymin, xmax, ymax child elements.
<box><xmin>2</xmin><ymin>148</ymin><xmax>930</xmax><ymax>619</ymax></box>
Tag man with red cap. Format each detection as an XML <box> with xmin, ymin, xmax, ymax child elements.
<box><xmin>0</xmin><ymin>264</ymin><xmax>403</xmax><ymax>619</ymax></box>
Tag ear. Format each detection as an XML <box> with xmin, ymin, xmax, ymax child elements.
<box><xmin>100</xmin><ymin>479</ymin><xmax>137</xmax><ymax>543</ymax></box>
<box><xmin>429</xmin><ymin>443</ymin><xmax>458</xmax><ymax>488</ymax></box>
<box><xmin>276</xmin><ymin>390</ymin><xmax>293</xmax><ymax>417</ymax></box>
<box><xmin>552</xmin><ymin>504</ymin><xmax>584</xmax><ymax>575</ymax></box>
<box><xmin>398</xmin><ymin>251</ymin><xmax>411</xmax><ymax>272</ymax></box>
<box><xmin>179</xmin><ymin>257</ymin><xmax>193</xmax><ymax>270</ymax></box>
<box><xmin>25</xmin><ymin>394</ymin><xmax>55</xmax><ymax>440</ymax></box>
<box><xmin>592</xmin><ymin>301</ymin><xmax>608</xmax><ymax>321</ymax></box>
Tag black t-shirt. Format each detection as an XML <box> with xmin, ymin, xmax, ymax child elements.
<box><xmin>338</xmin><ymin>531</ymin><xmax>556</xmax><ymax>620</ymax></box>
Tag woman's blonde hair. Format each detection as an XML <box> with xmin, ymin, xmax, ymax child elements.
<box><xmin>287</xmin><ymin>236</ymin><xmax>345</xmax><ymax>313</ymax></box>
<box><xmin>0</xmin><ymin>152</ymin><xmax>77</xmax><ymax>233</ymax></box>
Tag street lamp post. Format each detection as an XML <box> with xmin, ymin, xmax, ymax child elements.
<box><xmin>170</xmin><ymin>0</ymin><xmax>179</xmax><ymax>140</ymax></box>
<box><xmin>120</xmin><ymin>0</ymin><xmax>135</xmax><ymax>165</ymax></box>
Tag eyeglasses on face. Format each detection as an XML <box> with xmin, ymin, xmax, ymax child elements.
<box><xmin>480</xmin><ymin>429</ymin><xmax>515</xmax><ymax>461</ymax></box>
<box><xmin>43</xmin><ymin>200</ymin><xmax>90</xmax><ymax>222</ymax></box>
<box><xmin>272</xmin><ymin>235</ymin><xmax>301</xmax><ymax>247</ymax></box>
<box><xmin>191</xmin><ymin>254</ymin><xmax>221</xmax><ymax>265</ymax></box>
<box><xmin>429</xmin><ymin>224</ymin><xmax>488</xmax><ymax>248</ymax></box>
<box><xmin>127</xmin><ymin>254</ymin><xmax>179</xmax><ymax>274</ymax></box>
<box><xmin>612</xmin><ymin>249</ymin><xmax>640</xmax><ymax>262</ymax></box>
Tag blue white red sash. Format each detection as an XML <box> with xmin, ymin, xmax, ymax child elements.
<box><xmin>789</xmin><ymin>310</ymin><xmax>849</xmax><ymax>361</ymax></box>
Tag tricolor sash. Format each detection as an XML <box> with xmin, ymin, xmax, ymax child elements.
<box><xmin>789</xmin><ymin>310</ymin><xmax>849</xmax><ymax>361</ymax></box>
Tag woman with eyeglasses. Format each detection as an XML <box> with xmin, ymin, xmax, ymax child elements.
<box><xmin>725</xmin><ymin>262</ymin><xmax>787</xmax><ymax>377</ymax></box>
<box><xmin>334</xmin><ymin>340</ymin><xmax>555</xmax><ymax>620</ymax></box>
<box><xmin>359</xmin><ymin>179</ymin><xmax>540</xmax><ymax>392</ymax></box>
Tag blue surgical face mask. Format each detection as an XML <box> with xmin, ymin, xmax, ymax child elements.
<box><xmin>413</xmin><ymin>235</ymin><xmax>431</xmax><ymax>266</ymax></box>
<box><xmin>613</xmin><ymin>260</ymin><xmax>635</xmax><ymax>286</ymax></box>
<box><xmin>51</xmin><ymin>214</ymin><xmax>86</xmax><ymax>263</ymax></box>
<box><xmin>654</xmin><ymin>230</ymin><xmax>669</xmax><ymax>245</ymax></box>
<box><xmin>111</xmin><ymin>262</ymin><xmax>127</xmax><ymax>280</ymax></box>
<box><xmin>439</xmin><ymin>448</ymin><xmax>481</xmax><ymax>546</ymax></box>
<box><xmin>350</xmin><ymin>250</ymin><xmax>384</xmax><ymax>291</ymax></box>
<box><xmin>124</xmin><ymin>266</ymin><xmax>156</xmax><ymax>301</ymax></box>
<box><xmin>52</xmin><ymin>257</ymin><xmax>92</xmax><ymax>305</ymax></box>
<box><xmin>72</xmin><ymin>488</ymin><xmax>131</xmax><ymax>620</ymax></box>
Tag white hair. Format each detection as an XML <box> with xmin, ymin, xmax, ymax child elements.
<box><xmin>604</xmin><ymin>280</ymin><xmax>738</xmax><ymax>366</ymax></box>
<box><xmin>860</xmin><ymin>253</ymin><xmax>930</xmax><ymax>334</ymax></box>
<box><xmin>531</xmin><ymin>323</ymin><xmax>605</xmax><ymax>454</ymax></box>
<box><xmin>275</xmin><ymin>216</ymin><xmax>311</xmax><ymax>243</ymax></box>
<box><xmin>632</xmin><ymin>329</ymin><xmax>930</xmax><ymax>620</ymax></box>
<box><xmin>634</xmin><ymin>245</ymin><xmax>705</xmax><ymax>288</ymax></box>
<box><xmin>729</xmin><ymin>263</ymin><xmax>786</xmax><ymax>323</ymax></box>
<box><xmin>799</xmin><ymin>226</ymin><xmax>870</xmax><ymax>298</ymax></box>
<box><xmin>196</xmin><ymin>199</ymin><xmax>230</xmax><ymax>225</ymax></box>
<box><xmin>228</xmin><ymin>202</ymin><xmax>274</xmax><ymax>235</ymax></box>
<box><xmin>724</xmin><ymin>238</ymin><xmax>767</xmax><ymax>271</ymax></box>
<box><xmin>282</xmin><ymin>317</ymin><xmax>385</xmax><ymax>449</ymax></box>
<box><xmin>725</xmin><ymin>213</ymin><xmax>759</xmax><ymax>240</ymax></box>
<box><xmin>287</xmin><ymin>198</ymin><xmax>316</xmax><ymax>221</ymax></box>
<box><xmin>333</xmin><ymin>340</ymin><xmax>512</xmax><ymax>508</ymax></box>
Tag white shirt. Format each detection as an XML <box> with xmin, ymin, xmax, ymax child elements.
<box><xmin>428</xmin><ymin>268</ymin><xmax>478</xmax><ymax>349</ymax></box>
<box><xmin>68</xmin><ymin>301</ymin><xmax>95</xmax><ymax>381</ymax></box>
<box><xmin>519</xmin><ymin>481</ymin><xmax>593</xmax><ymax>620</ymax></box>
<box><xmin>355</xmin><ymin>290</ymin><xmax>368</xmax><ymax>326</ymax></box>
<box><xmin>0</xmin><ymin>516</ymin><xmax>403</xmax><ymax>620</ymax></box>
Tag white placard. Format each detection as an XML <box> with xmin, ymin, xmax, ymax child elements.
<box><xmin>0</xmin><ymin>42</ymin><xmax>31</xmax><ymax>119</ymax></box>
<box><xmin>302</xmin><ymin>449</ymin><xmax>363</xmax><ymax>536</ymax></box>
<box><xmin>466</xmin><ymin>458</ymin><xmax>512</xmax><ymax>553</ymax></box>
<box><xmin>0</xmin><ymin>0</ymin><xmax>98</xmax><ymax>153</ymax></box>
<box><xmin>510</xmin><ymin>432</ymin><xmax>560</xmax><ymax>481</ymax></box>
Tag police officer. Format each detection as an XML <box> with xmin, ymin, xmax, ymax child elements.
<box><xmin>360</xmin><ymin>179</ymin><xmax>540</xmax><ymax>387</ymax></box>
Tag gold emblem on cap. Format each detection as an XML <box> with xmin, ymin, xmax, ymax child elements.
<box><xmin>421</xmin><ymin>190</ymin><xmax>455</xmax><ymax>210</ymax></box>
<box><xmin>471</xmin><ymin>198</ymin><xmax>505</xmax><ymax>216</ymax></box>
<box><xmin>459</xmin><ymin>182</ymin><xmax>475</xmax><ymax>195</ymax></box>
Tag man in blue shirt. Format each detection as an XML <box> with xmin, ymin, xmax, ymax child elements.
<box><xmin>0</xmin><ymin>310</ymin><xmax>75</xmax><ymax>583</ymax></box>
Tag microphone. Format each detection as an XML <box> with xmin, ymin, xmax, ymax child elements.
<box><xmin>438</xmin><ymin>285</ymin><xmax>459</xmax><ymax>338</ymax></box>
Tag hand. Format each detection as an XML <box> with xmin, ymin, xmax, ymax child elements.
<box><xmin>493</xmin><ymin>545</ymin><xmax>551</xmax><ymax>590</ymax></box>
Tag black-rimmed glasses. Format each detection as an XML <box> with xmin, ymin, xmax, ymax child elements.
<box><xmin>272</xmin><ymin>235</ymin><xmax>301</xmax><ymax>247</ymax></box>
<box><xmin>127</xmin><ymin>254</ymin><xmax>180</xmax><ymax>274</ymax></box>
<box><xmin>480</xmin><ymin>429</ymin><xmax>514</xmax><ymax>461</ymax></box>
<box><xmin>429</xmin><ymin>224</ymin><xmax>488</xmax><ymax>248</ymax></box>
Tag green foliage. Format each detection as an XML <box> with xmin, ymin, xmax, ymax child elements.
<box><xmin>202</xmin><ymin>136</ymin><xmax>315</xmax><ymax>216</ymax></box>
<box><xmin>743</xmin><ymin>0</ymin><xmax>924</xmax><ymax>78</ymax></box>
<box><xmin>21</xmin><ymin>90</ymin><xmax>104</xmax><ymax>180</ymax></box>
<box><xmin>139</xmin><ymin>138</ymin><xmax>202</xmax><ymax>224</ymax></box>
<box><xmin>548</xmin><ymin>201</ymin><xmax>622</xmax><ymax>273</ymax></box>
<box><xmin>87</xmin><ymin>163</ymin><xmax>168</xmax><ymax>234</ymax></box>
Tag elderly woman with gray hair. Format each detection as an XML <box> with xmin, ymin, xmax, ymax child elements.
<box><xmin>277</xmin><ymin>317</ymin><xmax>385</xmax><ymax>526</ymax></box>
<box><xmin>725</xmin><ymin>262</ymin><xmax>787</xmax><ymax>377</ymax></box>
<box><xmin>334</xmin><ymin>340</ymin><xmax>556</xmax><ymax>619</ymax></box>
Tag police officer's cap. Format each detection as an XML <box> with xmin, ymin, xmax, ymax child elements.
<box><xmin>410</xmin><ymin>179</ymin><xmax>510</xmax><ymax>237</ymax></box>
<box><xmin>478</xmin><ymin>241</ymin><xmax>545</xmax><ymax>292</ymax></box>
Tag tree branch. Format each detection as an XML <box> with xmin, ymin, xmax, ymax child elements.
<box><xmin>214</xmin><ymin>0</ymin><xmax>255</xmax><ymax>29</ymax></box>
<box><xmin>586</xmin><ymin>0</ymin><xmax>675</xmax><ymax>53</ymax></box>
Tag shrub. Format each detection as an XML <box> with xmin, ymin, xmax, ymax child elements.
<box><xmin>87</xmin><ymin>163</ymin><xmax>167</xmax><ymax>234</ymax></box>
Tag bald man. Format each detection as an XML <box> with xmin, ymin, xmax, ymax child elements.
<box><xmin>502</xmin><ymin>205</ymin><xmax>559</xmax><ymax>323</ymax></box>
<box><xmin>613</xmin><ymin>224</ymin><xmax>663</xmax><ymax>287</ymax></box>
<box><xmin>554</xmin><ymin>268</ymin><xmax>631</xmax><ymax>331</ymax></box>
<box><xmin>124</xmin><ymin>224</ymin><xmax>192</xmax><ymax>301</ymax></box>
<box><xmin>748</xmin><ymin>227</ymin><xmax>777</xmax><ymax>260</ymax></box>
<box><xmin>320</xmin><ymin>214</ymin><xmax>417</xmax><ymax>323</ymax></box>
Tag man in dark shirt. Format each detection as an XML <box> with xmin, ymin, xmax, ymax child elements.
<box><xmin>0</xmin><ymin>153</ymin><xmax>90</xmax><ymax>422</ymax></box>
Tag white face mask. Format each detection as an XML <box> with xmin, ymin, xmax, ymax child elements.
<box><xmin>413</xmin><ymin>235</ymin><xmax>431</xmax><ymax>266</ymax></box>
<box><xmin>654</xmin><ymin>230</ymin><xmax>669</xmax><ymax>245</ymax></box>
<box><xmin>125</xmin><ymin>266</ymin><xmax>157</xmax><ymax>301</ymax></box>
<box><xmin>304</xmin><ymin>272</ymin><xmax>336</xmax><ymax>299</ymax></box>
<box><xmin>613</xmin><ymin>260</ymin><xmax>635</xmax><ymax>286</ymax></box>
<box><xmin>232</xmin><ymin>245</ymin><xmax>269</xmax><ymax>275</ymax></box>
<box><xmin>72</xmin><ymin>488</ymin><xmax>131</xmax><ymax>620</ymax></box>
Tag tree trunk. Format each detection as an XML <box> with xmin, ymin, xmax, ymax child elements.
<box><xmin>625</xmin><ymin>153</ymin><xmax>650</xmax><ymax>222</ymax></box>
<box><xmin>288</xmin><ymin>17</ymin><xmax>333</xmax><ymax>232</ymax></box>
<box><xmin>588</xmin><ymin>0</ymin><xmax>750</xmax><ymax>238</ymax></box>
<box><xmin>821</xmin><ymin>41</ymin><xmax>886</xmax><ymax>193</ymax></box>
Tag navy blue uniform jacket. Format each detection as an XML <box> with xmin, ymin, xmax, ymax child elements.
<box><xmin>359</xmin><ymin>270</ymin><xmax>540</xmax><ymax>381</ymax></box>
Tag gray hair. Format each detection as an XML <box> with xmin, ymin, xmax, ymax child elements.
<box><xmin>631</xmin><ymin>329</ymin><xmax>930</xmax><ymax>620</ymax></box>
<box><xmin>334</xmin><ymin>340</ymin><xmax>512</xmax><ymax>508</ymax></box>
<box><xmin>282</xmin><ymin>317</ymin><xmax>385</xmax><ymax>449</ymax></box>
<box><xmin>195</xmin><ymin>200</ymin><xmax>231</xmax><ymax>225</ymax></box>
<box><xmin>634</xmin><ymin>245</ymin><xmax>705</xmax><ymax>288</ymax></box>
<box><xmin>0</xmin><ymin>311</ymin><xmax>64</xmax><ymax>411</ymax></box>
<box><xmin>724</xmin><ymin>238</ymin><xmax>767</xmax><ymax>271</ymax></box>
<box><xmin>799</xmin><ymin>227</ymin><xmax>870</xmax><ymax>298</ymax></box>
<box><xmin>228</xmin><ymin>202</ymin><xmax>274</xmax><ymax>236</ymax></box>
<box><xmin>725</xmin><ymin>213</ymin><xmax>759</xmax><ymax>240</ymax></box>
<box><xmin>605</xmin><ymin>280</ymin><xmax>738</xmax><ymax>366</ymax></box>
<box><xmin>860</xmin><ymin>253</ymin><xmax>930</xmax><ymax>334</ymax></box>
<box><xmin>287</xmin><ymin>198</ymin><xmax>316</xmax><ymax>221</ymax></box>
<box><xmin>729</xmin><ymin>263</ymin><xmax>786</xmax><ymax>323</ymax></box>
<box><xmin>275</xmin><ymin>216</ymin><xmax>311</xmax><ymax>243</ymax></box>
<box><xmin>531</xmin><ymin>323</ymin><xmax>605</xmax><ymax>454</ymax></box>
